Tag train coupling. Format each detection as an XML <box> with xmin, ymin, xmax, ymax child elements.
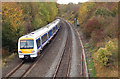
<box><xmin>24</xmin><ymin>55</ymin><xmax>30</xmax><ymax>60</ymax></box>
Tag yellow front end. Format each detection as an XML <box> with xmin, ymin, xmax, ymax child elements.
<box><xmin>20</xmin><ymin>49</ymin><xmax>33</xmax><ymax>54</ymax></box>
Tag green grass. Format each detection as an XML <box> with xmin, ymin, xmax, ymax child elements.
<box><xmin>84</xmin><ymin>43</ymin><xmax>96</xmax><ymax>77</ymax></box>
<box><xmin>84</xmin><ymin>43</ymin><xmax>95</xmax><ymax>53</ymax></box>
<box><xmin>86</xmin><ymin>58</ymin><xmax>96</xmax><ymax>77</ymax></box>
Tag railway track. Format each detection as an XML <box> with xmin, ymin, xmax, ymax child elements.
<box><xmin>5</xmin><ymin>53</ymin><xmax>43</xmax><ymax>78</ymax></box>
<box><xmin>53</xmin><ymin>19</ymin><xmax>87</xmax><ymax>78</ymax></box>
<box><xmin>52</xmin><ymin>21</ymin><xmax>72</xmax><ymax>78</ymax></box>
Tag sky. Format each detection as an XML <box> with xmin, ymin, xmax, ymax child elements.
<box><xmin>57</xmin><ymin>0</ymin><xmax>89</xmax><ymax>4</ymax></box>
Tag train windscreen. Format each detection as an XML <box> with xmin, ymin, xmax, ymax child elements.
<box><xmin>20</xmin><ymin>40</ymin><xmax>34</xmax><ymax>49</ymax></box>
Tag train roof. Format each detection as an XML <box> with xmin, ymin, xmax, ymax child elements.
<box><xmin>19</xmin><ymin>19</ymin><xmax>60</xmax><ymax>40</ymax></box>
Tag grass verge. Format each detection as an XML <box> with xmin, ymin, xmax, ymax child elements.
<box><xmin>86</xmin><ymin>58</ymin><xmax>96</xmax><ymax>77</ymax></box>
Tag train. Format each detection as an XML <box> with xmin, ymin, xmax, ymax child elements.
<box><xmin>18</xmin><ymin>19</ymin><xmax>61</xmax><ymax>60</ymax></box>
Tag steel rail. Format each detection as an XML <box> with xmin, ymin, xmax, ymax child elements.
<box><xmin>5</xmin><ymin>61</ymin><xmax>24</xmax><ymax>78</ymax></box>
<box><xmin>75</xmin><ymin>29</ymin><xmax>89</xmax><ymax>78</ymax></box>
<box><xmin>52</xmin><ymin>30</ymin><xmax>68</xmax><ymax>78</ymax></box>
<box><xmin>72</xmin><ymin>25</ymin><xmax>89</xmax><ymax>78</ymax></box>
<box><xmin>65</xmin><ymin>20</ymin><xmax>89</xmax><ymax>78</ymax></box>
<box><xmin>53</xmin><ymin>20</ymin><xmax>72</xmax><ymax>78</ymax></box>
<box><xmin>20</xmin><ymin>53</ymin><xmax>43</xmax><ymax>78</ymax></box>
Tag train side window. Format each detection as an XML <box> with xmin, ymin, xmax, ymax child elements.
<box><xmin>42</xmin><ymin>34</ymin><xmax>48</xmax><ymax>44</ymax></box>
<box><xmin>48</xmin><ymin>31</ymin><xmax>51</xmax><ymax>37</ymax></box>
<box><xmin>50</xmin><ymin>30</ymin><xmax>52</xmax><ymax>35</ymax></box>
<box><xmin>55</xmin><ymin>27</ymin><xmax>56</xmax><ymax>31</ymax></box>
<box><xmin>36</xmin><ymin>38</ymin><xmax>41</xmax><ymax>48</ymax></box>
<box><xmin>52</xmin><ymin>29</ymin><xmax>54</xmax><ymax>34</ymax></box>
<box><xmin>53</xmin><ymin>28</ymin><xmax>54</xmax><ymax>33</ymax></box>
<box><xmin>57</xmin><ymin>24</ymin><xmax>59</xmax><ymax>28</ymax></box>
<box><xmin>56</xmin><ymin>25</ymin><xmax>58</xmax><ymax>29</ymax></box>
<box><xmin>53</xmin><ymin>27</ymin><xmax>56</xmax><ymax>33</ymax></box>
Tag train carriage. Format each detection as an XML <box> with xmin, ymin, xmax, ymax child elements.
<box><xmin>18</xmin><ymin>19</ymin><xmax>60</xmax><ymax>60</ymax></box>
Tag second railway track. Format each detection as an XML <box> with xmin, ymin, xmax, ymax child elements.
<box><xmin>53</xmin><ymin>21</ymin><xmax>72</xmax><ymax>78</ymax></box>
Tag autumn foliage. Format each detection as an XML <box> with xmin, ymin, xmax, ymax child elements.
<box><xmin>78</xmin><ymin>2</ymin><xmax>118</xmax><ymax>76</ymax></box>
<box><xmin>78</xmin><ymin>2</ymin><xmax>95</xmax><ymax>25</ymax></box>
<box><xmin>2</xmin><ymin>3</ymin><xmax>25</xmax><ymax>52</ymax></box>
<box><xmin>84</xmin><ymin>18</ymin><xmax>101</xmax><ymax>38</ymax></box>
<box><xmin>93</xmin><ymin>39</ymin><xmax>118</xmax><ymax>67</ymax></box>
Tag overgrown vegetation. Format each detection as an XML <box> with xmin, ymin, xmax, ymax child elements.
<box><xmin>58</xmin><ymin>2</ymin><xmax>118</xmax><ymax>77</ymax></box>
<box><xmin>58</xmin><ymin>3</ymin><xmax>81</xmax><ymax>23</ymax></box>
<box><xmin>78</xmin><ymin>2</ymin><xmax>118</xmax><ymax>77</ymax></box>
<box><xmin>2</xmin><ymin>2</ymin><xmax>58</xmax><ymax>57</ymax></box>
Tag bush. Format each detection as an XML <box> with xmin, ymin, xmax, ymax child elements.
<box><xmin>93</xmin><ymin>40</ymin><xmax>118</xmax><ymax>67</ymax></box>
<box><xmin>90</xmin><ymin>29</ymin><xmax>104</xmax><ymax>44</ymax></box>
<box><xmin>84</xmin><ymin>18</ymin><xmax>101</xmax><ymax>38</ymax></box>
<box><xmin>97</xmin><ymin>48</ymin><xmax>111</xmax><ymax>66</ymax></box>
<box><xmin>2</xmin><ymin>3</ymin><xmax>25</xmax><ymax>52</ymax></box>
<box><xmin>95</xmin><ymin>7</ymin><xmax>114</xmax><ymax>17</ymax></box>
<box><xmin>78</xmin><ymin>2</ymin><xmax>95</xmax><ymax>25</ymax></box>
<box><xmin>111</xmin><ymin>5</ymin><xmax>118</xmax><ymax>17</ymax></box>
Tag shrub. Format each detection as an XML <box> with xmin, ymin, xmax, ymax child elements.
<box><xmin>95</xmin><ymin>7</ymin><xmax>114</xmax><ymax>17</ymax></box>
<box><xmin>111</xmin><ymin>5</ymin><xmax>118</xmax><ymax>17</ymax></box>
<box><xmin>93</xmin><ymin>40</ymin><xmax>118</xmax><ymax>67</ymax></box>
<box><xmin>2</xmin><ymin>3</ymin><xmax>25</xmax><ymax>52</ymax></box>
<box><xmin>90</xmin><ymin>29</ymin><xmax>104</xmax><ymax>44</ymax></box>
<box><xmin>84</xmin><ymin>18</ymin><xmax>101</xmax><ymax>38</ymax></box>
<box><xmin>97</xmin><ymin>48</ymin><xmax>110</xmax><ymax>66</ymax></box>
<box><xmin>78</xmin><ymin>2</ymin><xmax>95</xmax><ymax>25</ymax></box>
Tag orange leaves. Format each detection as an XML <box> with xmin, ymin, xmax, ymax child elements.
<box><xmin>2</xmin><ymin>2</ymin><xmax>24</xmax><ymax>31</ymax></box>
<box><xmin>78</xmin><ymin>2</ymin><xmax>89</xmax><ymax>24</ymax></box>
<box><xmin>78</xmin><ymin>2</ymin><xmax>95</xmax><ymax>25</ymax></box>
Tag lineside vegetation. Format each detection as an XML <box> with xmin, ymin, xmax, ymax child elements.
<box><xmin>79</xmin><ymin>2</ymin><xmax>118</xmax><ymax>77</ymax></box>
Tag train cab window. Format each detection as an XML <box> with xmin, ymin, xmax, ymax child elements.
<box><xmin>36</xmin><ymin>38</ymin><xmax>41</xmax><ymax>48</ymax></box>
<box><xmin>20</xmin><ymin>40</ymin><xmax>34</xmax><ymax>49</ymax></box>
<box><xmin>42</xmin><ymin>34</ymin><xmax>48</xmax><ymax>44</ymax></box>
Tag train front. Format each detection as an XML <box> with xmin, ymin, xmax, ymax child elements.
<box><xmin>18</xmin><ymin>37</ymin><xmax>37</xmax><ymax>60</ymax></box>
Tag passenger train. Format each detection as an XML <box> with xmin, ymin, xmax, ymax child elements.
<box><xmin>18</xmin><ymin>19</ymin><xmax>61</xmax><ymax>60</ymax></box>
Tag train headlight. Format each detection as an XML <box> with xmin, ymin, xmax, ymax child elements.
<box><xmin>19</xmin><ymin>51</ymin><xmax>22</xmax><ymax>53</ymax></box>
<box><xmin>32</xmin><ymin>50</ymin><xmax>35</xmax><ymax>53</ymax></box>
